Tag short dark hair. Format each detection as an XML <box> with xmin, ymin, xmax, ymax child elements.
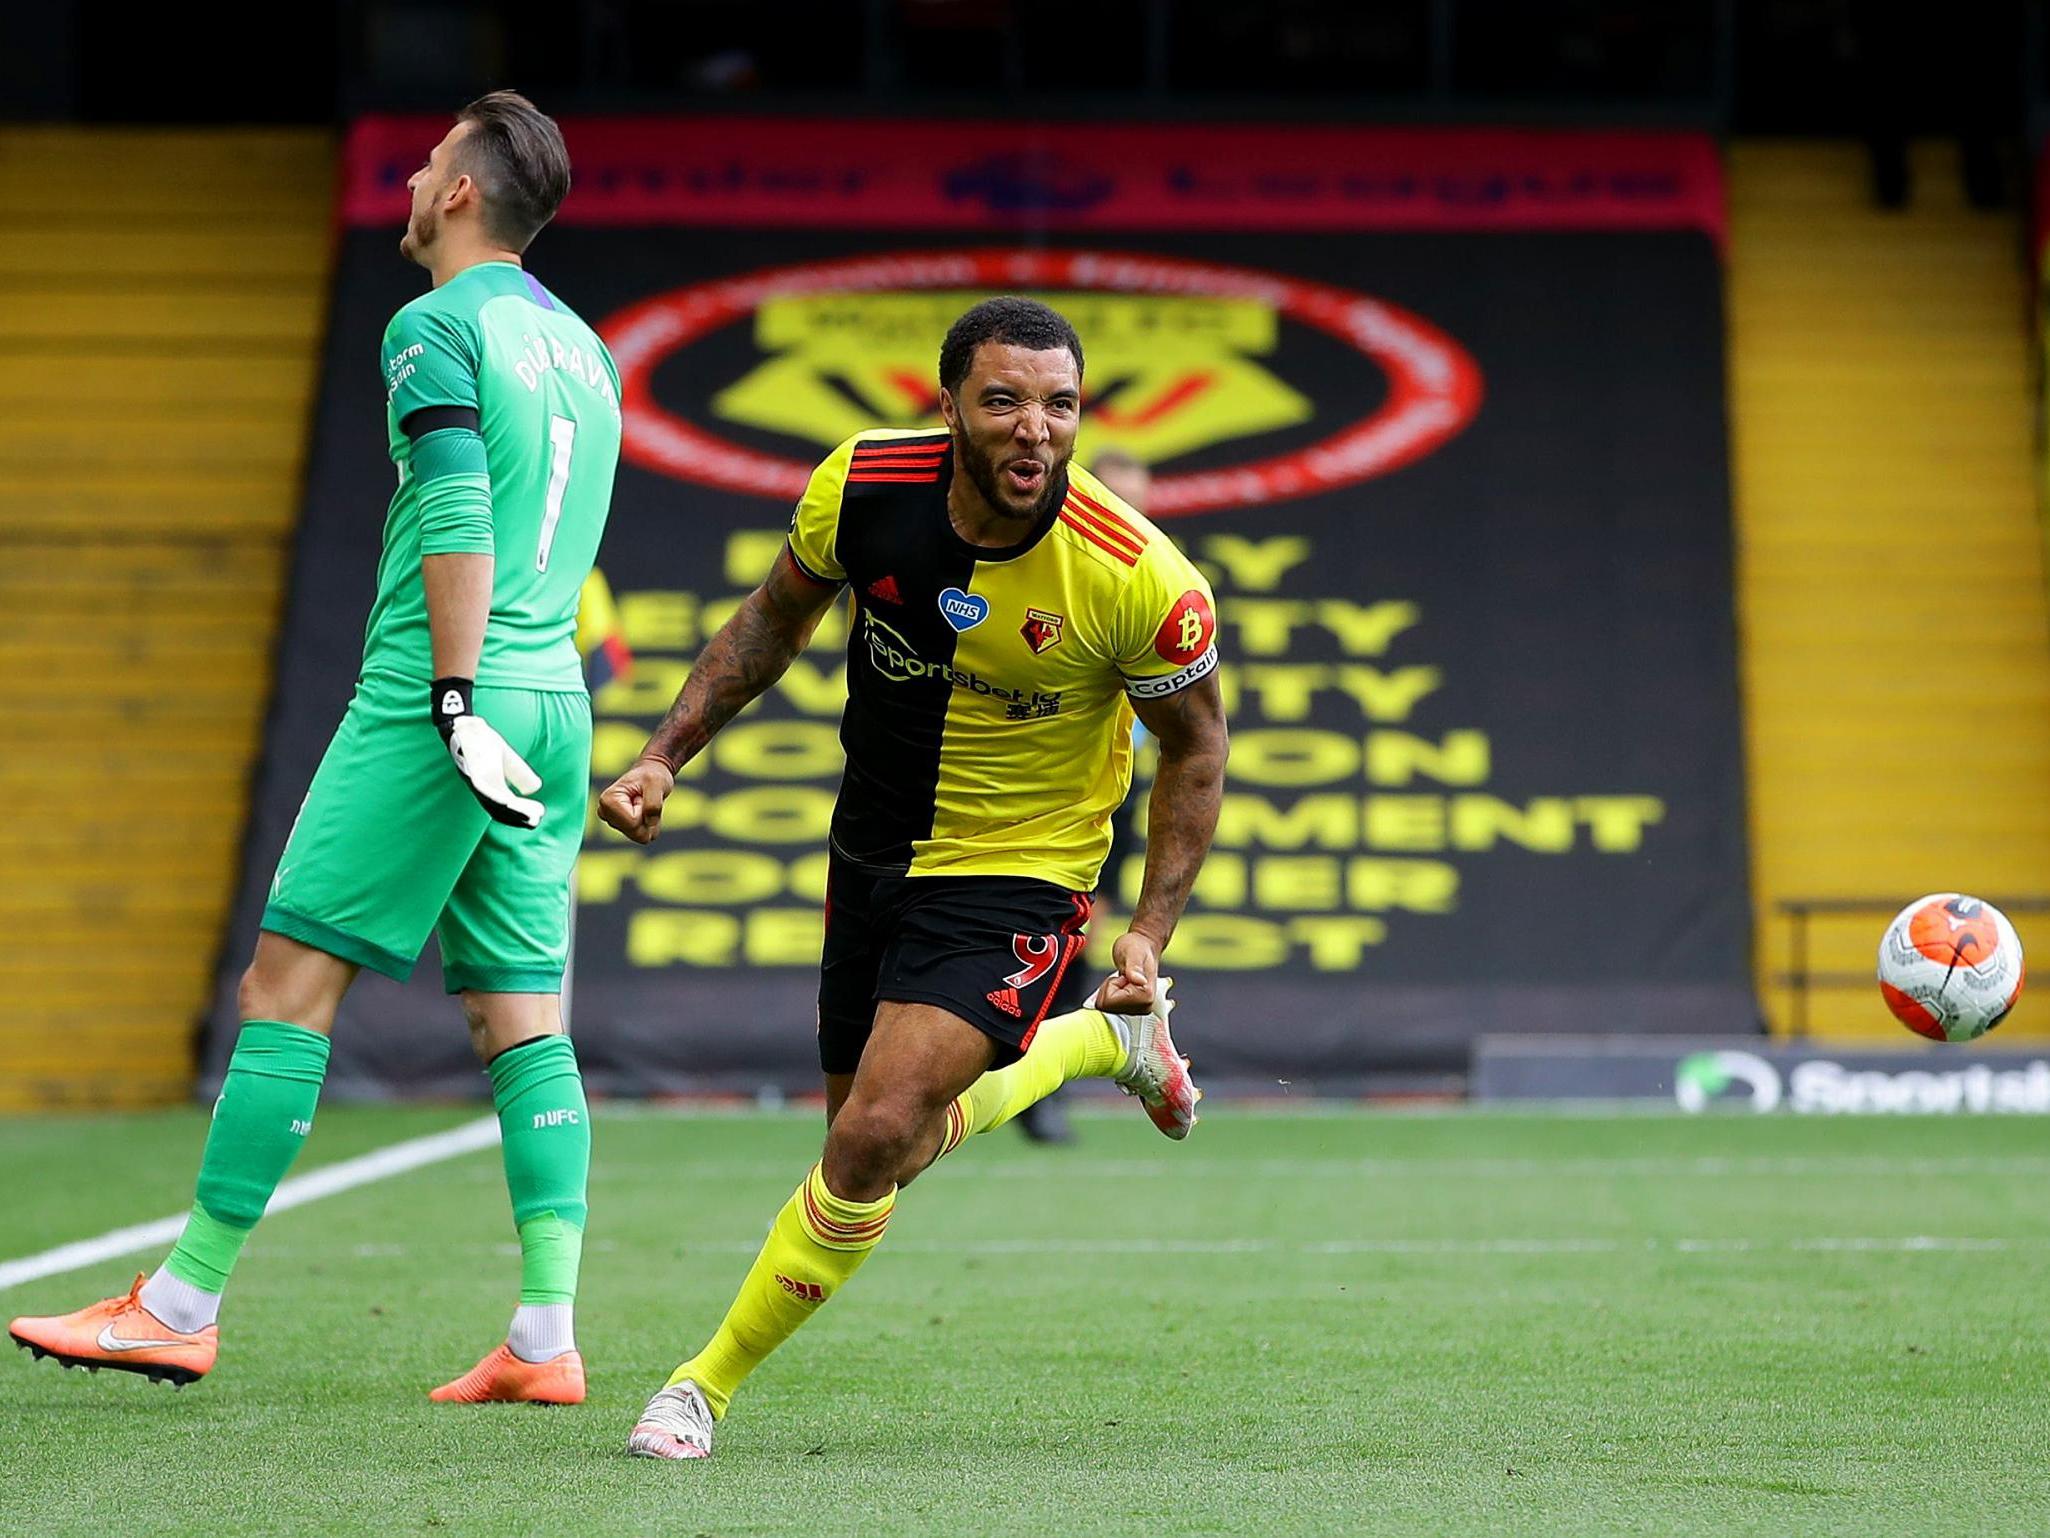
<box><xmin>938</xmin><ymin>297</ymin><xmax>1084</xmax><ymax>397</ymax></box>
<box><xmin>454</xmin><ymin>91</ymin><xmax>571</xmax><ymax>250</ymax></box>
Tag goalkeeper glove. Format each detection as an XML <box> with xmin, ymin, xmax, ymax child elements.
<box><xmin>431</xmin><ymin>677</ymin><xmax>544</xmax><ymax>829</ymax></box>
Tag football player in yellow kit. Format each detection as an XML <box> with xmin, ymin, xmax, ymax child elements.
<box><xmin>601</xmin><ymin>297</ymin><xmax>1228</xmax><ymax>1459</ymax></box>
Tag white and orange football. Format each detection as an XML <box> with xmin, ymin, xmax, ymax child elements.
<box><xmin>1876</xmin><ymin>894</ymin><xmax>2024</xmax><ymax>1043</ymax></box>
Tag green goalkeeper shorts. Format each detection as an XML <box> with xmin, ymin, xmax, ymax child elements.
<box><xmin>260</xmin><ymin>670</ymin><xmax>592</xmax><ymax>993</ymax></box>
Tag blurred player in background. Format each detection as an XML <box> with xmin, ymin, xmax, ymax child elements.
<box><xmin>601</xmin><ymin>297</ymin><xmax>1229</xmax><ymax>1459</ymax></box>
<box><xmin>1014</xmin><ymin>445</ymin><xmax>1157</xmax><ymax>1145</ymax></box>
<box><xmin>1086</xmin><ymin>446</ymin><xmax>1152</xmax><ymax>513</ymax></box>
<box><xmin>10</xmin><ymin>93</ymin><xmax>619</xmax><ymax>1405</ymax></box>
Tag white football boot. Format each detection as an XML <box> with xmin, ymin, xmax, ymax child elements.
<box><xmin>627</xmin><ymin>1379</ymin><xmax>715</xmax><ymax>1461</ymax></box>
<box><xmin>1095</xmin><ymin>975</ymin><xmax>1202</xmax><ymax>1139</ymax></box>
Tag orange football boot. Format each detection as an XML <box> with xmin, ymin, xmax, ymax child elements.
<box><xmin>430</xmin><ymin>1343</ymin><xmax>586</xmax><ymax>1405</ymax></box>
<box><xmin>9</xmin><ymin>1274</ymin><xmax>217</xmax><ymax>1387</ymax></box>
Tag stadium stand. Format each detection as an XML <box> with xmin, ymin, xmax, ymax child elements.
<box><xmin>4</xmin><ymin>129</ymin><xmax>2045</xmax><ymax>1103</ymax></box>
<box><xmin>1728</xmin><ymin>141</ymin><xmax>2050</xmax><ymax>1040</ymax></box>
<box><xmin>0</xmin><ymin>129</ymin><xmax>333</xmax><ymax>1106</ymax></box>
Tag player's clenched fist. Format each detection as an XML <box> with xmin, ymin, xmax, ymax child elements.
<box><xmin>600</xmin><ymin>756</ymin><xmax>676</xmax><ymax>844</ymax></box>
<box><xmin>1094</xmin><ymin>930</ymin><xmax>1164</xmax><ymax>1013</ymax></box>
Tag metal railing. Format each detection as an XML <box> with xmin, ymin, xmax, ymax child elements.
<box><xmin>1775</xmin><ymin>896</ymin><xmax>2050</xmax><ymax>1036</ymax></box>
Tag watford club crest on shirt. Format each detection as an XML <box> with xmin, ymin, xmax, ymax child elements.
<box><xmin>1020</xmin><ymin>607</ymin><xmax>1065</xmax><ymax>654</ymax></box>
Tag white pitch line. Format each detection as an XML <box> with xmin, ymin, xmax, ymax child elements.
<box><xmin>811</xmin><ymin>1234</ymin><xmax>2045</xmax><ymax>1257</ymax></box>
<box><xmin>251</xmin><ymin>1233</ymin><xmax>2050</xmax><ymax>1261</ymax></box>
<box><xmin>1791</xmin><ymin>1235</ymin><xmax>2016</xmax><ymax>1253</ymax></box>
<box><xmin>443</xmin><ymin>1154</ymin><xmax>2050</xmax><ymax>1183</ymax></box>
<box><xmin>1013</xmin><ymin>1155</ymin><xmax>2050</xmax><ymax>1180</ymax></box>
<box><xmin>0</xmin><ymin>1116</ymin><xmax>501</xmax><ymax>1294</ymax></box>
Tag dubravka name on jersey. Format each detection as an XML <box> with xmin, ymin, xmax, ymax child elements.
<box><xmin>510</xmin><ymin>330</ymin><xmax>618</xmax><ymax>405</ymax></box>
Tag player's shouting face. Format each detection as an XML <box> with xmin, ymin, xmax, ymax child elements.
<box><xmin>399</xmin><ymin>121</ymin><xmax>474</xmax><ymax>265</ymax></box>
<box><xmin>940</xmin><ymin>341</ymin><xmax>1081</xmax><ymax>524</ymax></box>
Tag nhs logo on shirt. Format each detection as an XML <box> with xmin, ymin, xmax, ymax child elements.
<box><xmin>937</xmin><ymin>588</ymin><xmax>989</xmax><ymax>632</ymax></box>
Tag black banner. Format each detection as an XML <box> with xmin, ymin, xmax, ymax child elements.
<box><xmin>208</xmin><ymin>125</ymin><xmax>1751</xmax><ymax>1095</ymax></box>
<box><xmin>1474</xmin><ymin>1038</ymin><xmax>2050</xmax><ymax>1114</ymax></box>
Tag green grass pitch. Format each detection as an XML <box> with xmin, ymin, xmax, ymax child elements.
<box><xmin>1</xmin><ymin>1105</ymin><xmax>2047</xmax><ymax>1536</ymax></box>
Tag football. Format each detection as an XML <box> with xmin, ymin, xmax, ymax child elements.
<box><xmin>1876</xmin><ymin>894</ymin><xmax>2025</xmax><ymax>1042</ymax></box>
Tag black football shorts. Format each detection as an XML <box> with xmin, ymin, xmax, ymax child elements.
<box><xmin>818</xmin><ymin>855</ymin><xmax>1095</xmax><ymax>1075</ymax></box>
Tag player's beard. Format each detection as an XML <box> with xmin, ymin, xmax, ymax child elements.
<box><xmin>952</xmin><ymin>427</ymin><xmax>1069</xmax><ymax>529</ymax></box>
<box><xmin>400</xmin><ymin>202</ymin><xmax>441</xmax><ymax>264</ymax></box>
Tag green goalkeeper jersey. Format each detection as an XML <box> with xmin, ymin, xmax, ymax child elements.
<box><xmin>366</xmin><ymin>260</ymin><xmax>622</xmax><ymax>691</ymax></box>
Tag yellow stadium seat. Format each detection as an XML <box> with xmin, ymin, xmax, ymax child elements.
<box><xmin>1728</xmin><ymin>142</ymin><xmax>2050</xmax><ymax>1041</ymax></box>
<box><xmin>0</xmin><ymin>128</ymin><xmax>332</xmax><ymax>1109</ymax></box>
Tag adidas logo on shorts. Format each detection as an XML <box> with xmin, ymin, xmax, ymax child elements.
<box><xmin>986</xmin><ymin>987</ymin><xmax>1022</xmax><ymax>1018</ymax></box>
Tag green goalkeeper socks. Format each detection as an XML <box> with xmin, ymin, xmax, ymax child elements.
<box><xmin>162</xmin><ymin>1020</ymin><xmax>331</xmax><ymax>1293</ymax></box>
<box><xmin>488</xmin><ymin>1034</ymin><xmax>590</xmax><ymax>1305</ymax></box>
<box><xmin>156</xmin><ymin>1026</ymin><xmax>586</xmax><ymax>1314</ymax></box>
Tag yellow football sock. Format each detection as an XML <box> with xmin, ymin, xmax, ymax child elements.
<box><xmin>935</xmin><ymin>1006</ymin><xmax>1124</xmax><ymax>1158</ymax></box>
<box><xmin>665</xmin><ymin>1163</ymin><xmax>893</xmax><ymax>1418</ymax></box>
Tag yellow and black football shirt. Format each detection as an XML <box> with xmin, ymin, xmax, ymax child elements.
<box><xmin>787</xmin><ymin>429</ymin><xmax>1219</xmax><ymax>893</ymax></box>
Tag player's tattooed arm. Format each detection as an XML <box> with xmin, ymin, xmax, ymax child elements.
<box><xmin>1104</xmin><ymin>673</ymin><xmax>1228</xmax><ymax>1008</ymax></box>
<box><xmin>599</xmin><ymin>548</ymin><xmax>840</xmax><ymax>844</ymax></box>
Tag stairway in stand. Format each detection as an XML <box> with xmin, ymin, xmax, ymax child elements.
<box><xmin>1728</xmin><ymin>141</ymin><xmax>2050</xmax><ymax>1040</ymax></box>
<box><xmin>0</xmin><ymin>129</ymin><xmax>333</xmax><ymax>1105</ymax></box>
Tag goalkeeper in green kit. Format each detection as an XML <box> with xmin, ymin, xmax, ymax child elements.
<box><xmin>10</xmin><ymin>93</ymin><xmax>620</xmax><ymax>1404</ymax></box>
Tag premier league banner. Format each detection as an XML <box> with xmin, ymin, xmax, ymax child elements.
<box><xmin>207</xmin><ymin>119</ymin><xmax>1750</xmax><ymax>1095</ymax></box>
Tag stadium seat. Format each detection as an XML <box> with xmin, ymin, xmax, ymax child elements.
<box><xmin>1728</xmin><ymin>141</ymin><xmax>2050</xmax><ymax>1040</ymax></box>
<box><xmin>0</xmin><ymin>128</ymin><xmax>332</xmax><ymax>1106</ymax></box>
